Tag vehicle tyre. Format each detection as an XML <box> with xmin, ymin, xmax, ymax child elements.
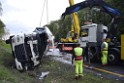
<box><xmin>90</xmin><ymin>47</ymin><xmax>99</xmax><ymax>62</ymax></box>
<box><xmin>108</xmin><ymin>50</ymin><xmax>120</xmax><ymax>65</ymax></box>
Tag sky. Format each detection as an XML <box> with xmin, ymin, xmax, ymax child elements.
<box><xmin>0</xmin><ymin>0</ymin><xmax>83</xmax><ymax>35</ymax></box>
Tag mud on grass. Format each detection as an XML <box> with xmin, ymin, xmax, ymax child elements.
<box><xmin>35</xmin><ymin>56</ymin><xmax>122</xmax><ymax>83</ymax></box>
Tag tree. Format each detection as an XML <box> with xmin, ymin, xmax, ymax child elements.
<box><xmin>0</xmin><ymin>2</ymin><xmax>2</xmax><ymax>15</ymax></box>
<box><xmin>2</xmin><ymin>27</ymin><xmax>10</xmax><ymax>40</ymax></box>
<box><xmin>106</xmin><ymin>0</ymin><xmax>124</xmax><ymax>34</ymax></box>
<box><xmin>46</xmin><ymin>15</ymin><xmax>72</xmax><ymax>42</ymax></box>
<box><xmin>0</xmin><ymin>2</ymin><xmax>6</xmax><ymax>40</ymax></box>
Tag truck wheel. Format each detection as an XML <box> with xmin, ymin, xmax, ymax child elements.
<box><xmin>108</xmin><ymin>50</ymin><xmax>120</xmax><ymax>65</ymax></box>
<box><xmin>90</xmin><ymin>47</ymin><xmax>99</xmax><ymax>62</ymax></box>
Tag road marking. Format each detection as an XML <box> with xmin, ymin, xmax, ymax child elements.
<box><xmin>84</xmin><ymin>64</ymin><xmax>124</xmax><ymax>78</ymax></box>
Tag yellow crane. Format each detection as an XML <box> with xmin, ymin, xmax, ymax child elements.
<box><xmin>69</xmin><ymin>0</ymin><xmax>80</xmax><ymax>38</ymax></box>
<box><xmin>60</xmin><ymin>0</ymin><xmax>80</xmax><ymax>43</ymax></box>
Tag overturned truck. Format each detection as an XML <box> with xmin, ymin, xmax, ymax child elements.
<box><xmin>6</xmin><ymin>27</ymin><xmax>54</xmax><ymax>71</ymax></box>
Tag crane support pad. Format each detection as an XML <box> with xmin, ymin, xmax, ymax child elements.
<box><xmin>121</xmin><ymin>34</ymin><xmax>124</xmax><ymax>60</ymax></box>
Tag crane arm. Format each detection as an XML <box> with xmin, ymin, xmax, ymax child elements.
<box><xmin>62</xmin><ymin>0</ymin><xmax>121</xmax><ymax>18</ymax></box>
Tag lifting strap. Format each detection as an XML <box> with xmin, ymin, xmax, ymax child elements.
<box><xmin>39</xmin><ymin>0</ymin><xmax>49</xmax><ymax>26</ymax></box>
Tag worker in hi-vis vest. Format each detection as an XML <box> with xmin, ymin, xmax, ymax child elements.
<box><xmin>72</xmin><ymin>44</ymin><xmax>83</xmax><ymax>80</ymax></box>
<box><xmin>101</xmin><ymin>39</ymin><xmax>108</xmax><ymax>65</ymax></box>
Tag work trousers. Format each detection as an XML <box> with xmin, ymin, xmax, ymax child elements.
<box><xmin>74</xmin><ymin>60</ymin><xmax>83</xmax><ymax>76</ymax></box>
<box><xmin>101</xmin><ymin>51</ymin><xmax>108</xmax><ymax>65</ymax></box>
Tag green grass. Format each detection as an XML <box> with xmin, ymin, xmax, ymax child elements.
<box><xmin>0</xmin><ymin>40</ymin><xmax>13</xmax><ymax>67</ymax></box>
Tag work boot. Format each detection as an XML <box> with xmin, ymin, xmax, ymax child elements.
<box><xmin>78</xmin><ymin>74</ymin><xmax>84</xmax><ymax>78</ymax></box>
<box><xmin>102</xmin><ymin>64</ymin><xmax>107</xmax><ymax>66</ymax></box>
<box><xmin>74</xmin><ymin>76</ymin><xmax>79</xmax><ymax>80</ymax></box>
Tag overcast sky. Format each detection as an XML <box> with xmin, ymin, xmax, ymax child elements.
<box><xmin>0</xmin><ymin>0</ymin><xmax>83</xmax><ymax>35</ymax></box>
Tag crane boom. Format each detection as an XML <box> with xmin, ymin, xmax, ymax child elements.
<box><xmin>69</xmin><ymin>0</ymin><xmax>80</xmax><ymax>38</ymax></box>
<box><xmin>62</xmin><ymin>0</ymin><xmax>121</xmax><ymax>17</ymax></box>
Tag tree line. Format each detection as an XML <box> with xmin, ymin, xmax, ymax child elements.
<box><xmin>0</xmin><ymin>2</ymin><xmax>9</xmax><ymax>40</ymax></box>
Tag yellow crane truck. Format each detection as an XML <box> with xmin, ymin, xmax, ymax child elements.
<box><xmin>58</xmin><ymin>0</ymin><xmax>124</xmax><ymax>65</ymax></box>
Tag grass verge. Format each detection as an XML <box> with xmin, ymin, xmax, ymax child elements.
<box><xmin>37</xmin><ymin>56</ymin><xmax>122</xmax><ymax>83</ymax></box>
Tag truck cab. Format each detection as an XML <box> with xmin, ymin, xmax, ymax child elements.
<box><xmin>80</xmin><ymin>23</ymin><xmax>108</xmax><ymax>47</ymax></box>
